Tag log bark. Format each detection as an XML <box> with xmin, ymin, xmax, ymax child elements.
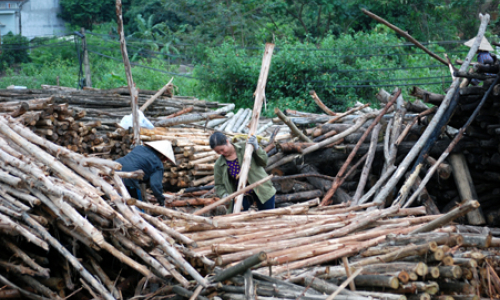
<box><xmin>21</xmin><ymin>213</ymin><xmax>114</xmax><ymax>300</ymax></box>
<box><xmin>116</xmin><ymin>0</ymin><xmax>140</xmax><ymax>145</ymax></box>
<box><xmin>140</xmin><ymin>78</ymin><xmax>174</xmax><ymax>112</ymax></box>
<box><xmin>310</xmin><ymin>90</ymin><xmax>336</xmax><ymax>115</ymax></box>
<box><xmin>449</xmin><ymin>153</ymin><xmax>485</xmax><ymax>225</ymax></box>
<box><xmin>321</xmin><ymin>89</ymin><xmax>399</xmax><ymax>205</ymax></box>
<box><xmin>275</xmin><ymin>190</ymin><xmax>323</xmax><ymax>204</ymax></box>
<box><xmin>211</xmin><ymin>252</ymin><xmax>267</xmax><ymax>282</ymax></box>
<box><xmin>231</xmin><ymin>41</ymin><xmax>272</xmax><ymax>212</ymax></box>
<box><xmin>410</xmin><ymin>200</ymin><xmax>480</xmax><ymax>234</ymax></box>
<box><xmin>409</xmin><ymin>86</ymin><xmax>446</xmax><ymax>105</ymax></box>
<box><xmin>352</xmin><ymin>123</ymin><xmax>381</xmax><ymax>205</ymax></box>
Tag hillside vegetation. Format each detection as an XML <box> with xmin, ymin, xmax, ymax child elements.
<box><xmin>1</xmin><ymin>0</ymin><xmax>499</xmax><ymax>115</ymax></box>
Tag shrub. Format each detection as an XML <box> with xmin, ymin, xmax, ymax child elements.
<box><xmin>0</xmin><ymin>32</ymin><xmax>31</xmax><ymax>71</ymax></box>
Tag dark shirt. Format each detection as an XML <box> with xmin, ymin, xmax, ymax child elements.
<box><xmin>116</xmin><ymin>145</ymin><xmax>165</xmax><ymax>203</ymax></box>
<box><xmin>477</xmin><ymin>51</ymin><xmax>494</xmax><ymax>65</ymax></box>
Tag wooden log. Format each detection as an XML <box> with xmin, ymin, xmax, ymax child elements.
<box><xmin>0</xmin><ymin>212</ymin><xmax>49</xmax><ymax>250</ymax></box>
<box><xmin>0</xmin><ymin>273</ymin><xmax>49</xmax><ymax>300</ymax></box>
<box><xmin>449</xmin><ymin>153</ymin><xmax>485</xmax><ymax>225</ymax></box>
<box><xmin>225</xmin><ymin>108</ymin><xmax>244</xmax><ymax>133</ymax></box>
<box><xmin>236</xmin><ymin>109</ymin><xmax>252</xmax><ymax>133</ymax></box>
<box><xmin>232</xmin><ymin>109</ymin><xmax>250</xmax><ymax>133</ymax></box>
<box><xmin>155</xmin><ymin>104</ymin><xmax>234</xmax><ymax>127</ymax></box>
<box><xmin>324</xmin><ymin>103</ymin><xmax>371</xmax><ymax>125</ymax></box>
<box><xmin>341</xmin><ymin>275</ymin><xmax>399</xmax><ymax>289</ymax></box>
<box><xmin>172</xmin><ymin>286</ymin><xmax>209</xmax><ymax>300</ymax></box>
<box><xmin>322</xmin><ymin>89</ymin><xmax>400</xmax><ymax>205</ymax></box>
<box><xmin>1</xmin><ymin>237</ymin><xmax>50</xmax><ymax>278</ymax></box>
<box><xmin>113</xmin><ymin>233</ymin><xmax>171</xmax><ymax>278</ymax></box>
<box><xmin>244</xmin><ymin>268</ymin><xmax>255</xmax><ymax>300</ymax></box>
<box><xmin>460</xmin><ymin>233</ymin><xmax>492</xmax><ymax>248</ymax></box>
<box><xmin>233</xmin><ymin>43</ymin><xmax>275</xmax><ymax>213</ymax></box>
<box><xmin>437</xmin><ymin>266</ymin><xmax>462</xmax><ymax>279</ymax></box>
<box><xmin>301</xmin><ymin>276</ymin><xmax>357</xmax><ymax>296</ymax></box>
<box><xmin>191</xmin><ymin>175</ymin><xmax>214</xmax><ymax>186</ymax></box>
<box><xmin>410</xmin><ymin>200</ymin><xmax>480</xmax><ymax>234</ymax></box>
<box><xmin>140</xmin><ymin>78</ymin><xmax>174</xmax><ymax>112</ymax></box>
<box><xmin>139</xmin><ymin>212</ymin><xmax>196</xmax><ymax>247</ymax></box>
<box><xmin>356</xmin><ymin>291</ymin><xmax>407</xmax><ymax>300</ymax></box>
<box><xmin>211</xmin><ymin>252</ymin><xmax>267</xmax><ymax>282</ymax></box>
<box><xmin>194</xmin><ymin>174</ymin><xmax>273</xmax><ymax>216</ymax></box>
<box><xmin>88</xmin><ymin>257</ymin><xmax>120</xmax><ymax>299</ymax></box>
<box><xmin>352</xmin><ymin>123</ymin><xmax>381</xmax><ymax>205</ymax></box>
<box><xmin>115</xmin><ymin>0</ymin><xmax>140</xmax><ymax>146</ymax></box>
<box><xmin>275</xmin><ymin>190</ymin><xmax>323</xmax><ymax>204</ymax></box>
<box><xmin>310</xmin><ymin>90</ymin><xmax>336</xmax><ymax>115</ymax></box>
<box><xmin>21</xmin><ymin>213</ymin><xmax>114</xmax><ymax>300</ymax></box>
<box><xmin>0</xmin><ymin>260</ymin><xmax>39</xmax><ymax>277</ymax></box>
<box><xmin>409</xmin><ymin>86</ymin><xmax>446</xmax><ymax>104</ymax></box>
<box><xmin>426</xmin><ymin>156</ymin><xmax>451</xmax><ymax>180</ymax></box>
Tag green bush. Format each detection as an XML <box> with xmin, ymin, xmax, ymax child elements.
<box><xmin>0</xmin><ymin>32</ymin><xmax>31</xmax><ymax>71</ymax></box>
<box><xmin>193</xmin><ymin>29</ymin><xmax>463</xmax><ymax>116</ymax></box>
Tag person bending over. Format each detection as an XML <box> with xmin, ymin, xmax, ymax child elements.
<box><xmin>116</xmin><ymin>141</ymin><xmax>174</xmax><ymax>206</ymax></box>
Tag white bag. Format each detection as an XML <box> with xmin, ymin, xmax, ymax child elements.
<box><xmin>119</xmin><ymin>110</ymin><xmax>154</xmax><ymax>129</ymax></box>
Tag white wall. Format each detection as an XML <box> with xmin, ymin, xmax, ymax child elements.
<box><xmin>21</xmin><ymin>0</ymin><xmax>66</xmax><ymax>38</ymax></box>
<box><xmin>0</xmin><ymin>10</ymin><xmax>19</xmax><ymax>35</ymax></box>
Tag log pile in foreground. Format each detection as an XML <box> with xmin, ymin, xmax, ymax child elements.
<box><xmin>0</xmin><ymin>116</ymin><xmax>213</xmax><ymax>299</ymax></box>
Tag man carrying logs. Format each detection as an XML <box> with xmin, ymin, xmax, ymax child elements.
<box><xmin>116</xmin><ymin>141</ymin><xmax>175</xmax><ymax>206</ymax></box>
<box><xmin>210</xmin><ymin>132</ymin><xmax>276</xmax><ymax>212</ymax></box>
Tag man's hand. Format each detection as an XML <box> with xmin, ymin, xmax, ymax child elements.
<box><xmin>248</xmin><ymin>135</ymin><xmax>259</xmax><ymax>150</ymax></box>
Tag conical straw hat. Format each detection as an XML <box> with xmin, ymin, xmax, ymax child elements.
<box><xmin>144</xmin><ymin>140</ymin><xmax>176</xmax><ymax>165</ymax></box>
<box><xmin>464</xmin><ymin>36</ymin><xmax>494</xmax><ymax>52</ymax></box>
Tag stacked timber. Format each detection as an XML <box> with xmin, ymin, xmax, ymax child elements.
<box><xmin>0</xmin><ymin>115</ymin><xmax>499</xmax><ymax>300</ymax></box>
<box><xmin>0</xmin><ymin>96</ymin><xmax>109</xmax><ymax>153</ymax></box>
<box><xmin>0</xmin><ymin>115</ymin><xmax>213</xmax><ymax>299</ymax></box>
<box><xmin>0</xmin><ymin>87</ymin><xmax>234</xmax><ymax>159</ymax></box>
<box><xmin>0</xmin><ymin>86</ymin><xmax>229</xmax><ymax>125</ymax></box>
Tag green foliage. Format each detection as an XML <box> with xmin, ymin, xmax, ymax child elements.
<box><xmin>194</xmin><ymin>30</ymin><xmax>456</xmax><ymax>116</ymax></box>
<box><xmin>124</xmin><ymin>0</ymin><xmax>181</xmax><ymax>34</ymax></box>
<box><xmin>0</xmin><ymin>32</ymin><xmax>31</xmax><ymax>71</ymax></box>
<box><xmin>59</xmin><ymin>0</ymin><xmax>130</xmax><ymax>29</ymax></box>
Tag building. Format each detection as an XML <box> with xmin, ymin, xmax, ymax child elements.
<box><xmin>0</xmin><ymin>0</ymin><xmax>66</xmax><ymax>39</ymax></box>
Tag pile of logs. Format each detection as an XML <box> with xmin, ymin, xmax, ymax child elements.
<box><xmin>0</xmin><ymin>122</ymin><xmax>498</xmax><ymax>300</ymax></box>
<box><xmin>0</xmin><ymin>87</ymin><xmax>233</xmax><ymax>160</ymax></box>
<box><xmin>0</xmin><ymin>115</ymin><xmax>215</xmax><ymax>299</ymax></box>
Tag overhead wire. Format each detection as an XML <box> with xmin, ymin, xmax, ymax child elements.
<box><xmin>16</xmin><ymin>31</ymin><xmax>460</xmax><ymax>90</ymax></box>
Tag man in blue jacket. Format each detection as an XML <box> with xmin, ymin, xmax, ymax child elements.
<box><xmin>116</xmin><ymin>141</ymin><xmax>175</xmax><ymax>206</ymax></box>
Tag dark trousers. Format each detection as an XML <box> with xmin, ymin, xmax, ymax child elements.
<box><xmin>126</xmin><ymin>186</ymin><xmax>142</xmax><ymax>201</ymax></box>
<box><xmin>242</xmin><ymin>193</ymin><xmax>275</xmax><ymax>211</ymax></box>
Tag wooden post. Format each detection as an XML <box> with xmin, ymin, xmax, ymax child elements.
<box><xmin>115</xmin><ymin>0</ymin><xmax>141</xmax><ymax>146</ymax></box>
<box><xmin>81</xmin><ymin>28</ymin><xmax>92</xmax><ymax>88</ymax></box>
<box><xmin>449</xmin><ymin>154</ymin><xmax>485</xmax><ymax>225</ymax></box>
<box><xmin>233</xmin><ymin>43</ymin><xmax>275</xmax><ymax>213</ymax></box>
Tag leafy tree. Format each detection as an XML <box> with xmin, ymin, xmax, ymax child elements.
<box><xmin>59</xmin><ymin>0</ymin><xmax>130</xmax><ymax>29</ymax></box>
<box><xmin>164</xmin><ymin>0</ymin><xmax>272</xmax><ymax>46</ymax></box>
<box><xmin>0</xmin><ymin>32</ymin><xmax>31</xmax><ymax>71</ymax></box>
<box><xmin>124</xmin><ymin>0</ymin><xmax>181</xmax><ymax>34</ymax></box>
<box><xmin>127</xmin><ymin>14</ymin><xmax>182</xmax><ymax>60</ymax></box>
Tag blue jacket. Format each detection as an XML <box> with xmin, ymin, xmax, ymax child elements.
<box><xmin>116</xmin><ymin>145</ymin><xmax>165</xmax><ymax>204</ymax></box>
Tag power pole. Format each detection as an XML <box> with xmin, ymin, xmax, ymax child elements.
<box><xmin>81</xmin><ymin>27</ymin><xmax>92</xmax><ymax>88</ymax></box>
